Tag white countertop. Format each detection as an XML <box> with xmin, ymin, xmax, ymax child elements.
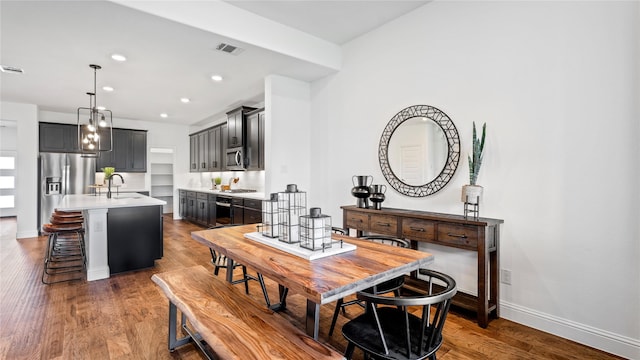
<box><xmin>179</xmin><ymin>188</ymin><xmax>266</xmax><ymax>200</ymax></box>
<box><xmin>57</xmin><ymin>193</ymin><xmax>166</xmax><ymax>211</ymax></box>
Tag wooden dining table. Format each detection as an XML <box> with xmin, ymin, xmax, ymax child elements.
<box><xmin>191</xmin><ymin>224</ymin><xmax>434</xmax><ymax>340</ymax></box>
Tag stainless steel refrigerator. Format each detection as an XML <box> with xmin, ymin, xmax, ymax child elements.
<box><xmin>38</xmin><ymin>153</ymin><xmax>96</xmax><ymax>234</ymax></box>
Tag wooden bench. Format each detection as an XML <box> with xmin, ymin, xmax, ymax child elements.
<box><xmin>151</xmin><ymin>265</ymin><xmax>344</xmax><ymax>360</ymax></box>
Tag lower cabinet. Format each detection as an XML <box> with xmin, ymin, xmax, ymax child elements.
<box><xmin>107</xmin><ymin>205</ymin><xmax>163</xmax><ymax>274</ymax></box>
<box><xmin>196</xmin><ymin>193</ymin><xmax>208</xmax><ymax>224</ymax></box>
<box><xmin>243</xmin><ymin>198</ymin><xmax>262</xmax><ymax>224</ymax></box>
<box><xmin>231</xmin><ymin>198</ymin><xmax>244</xmax><ymax>225</ymax></box>
<box><xmin>179</xmin><ymin>190</ymin><xmax>262</xmax><ymax>226</ymax></box>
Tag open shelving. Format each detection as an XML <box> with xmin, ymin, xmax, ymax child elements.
<box><xmin>149</xmin><ymin>148</ymin><xmax>174</xmax><ymax>214</ymax></box>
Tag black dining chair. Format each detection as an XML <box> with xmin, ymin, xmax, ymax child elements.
<box><xmin>342</xmin><ymin>269</ymin><xmax>457</xmax><ymax>360</ymax></box>
<box><xmin>208</xmin><ymin>224</ymin><xmax>278</xmax><ymax>309</ymax></box>
<box><xmin>328</xmin><ymin>235</ymin><xmax>411</xmax><ymax>336</ymax></box>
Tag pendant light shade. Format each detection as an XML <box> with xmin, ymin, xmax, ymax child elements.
<box><xmin>77</xmin><ymin>64</ymin><xmax>113</xmax><ymax>157</ymax></box>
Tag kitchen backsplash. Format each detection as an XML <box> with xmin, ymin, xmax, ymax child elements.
<box><xmin>188</xmin><ymin>171</ymin><xmax>265</xmax><ymax>192</ymax></box>
<box><xmin>95</xmin><ymin>172</ymin><xmax>146</xmax><ymax>191</ymax></box>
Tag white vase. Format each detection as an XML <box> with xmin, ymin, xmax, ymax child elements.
<box><xmin>461</xmin><ymin>185</ymin><xmax>483</xmax><ymax>204</ymax></box>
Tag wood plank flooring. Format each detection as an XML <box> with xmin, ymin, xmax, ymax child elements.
<box><xmin>0</xmin><ymin>216</ymin><xmax>624</xmax><ymax>360</ymax></box>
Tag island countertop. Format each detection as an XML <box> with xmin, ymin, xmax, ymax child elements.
<box><xmin>57</xmin><ymin>193</ymin><xmax>166</xmax><ymax>211</ymax></box>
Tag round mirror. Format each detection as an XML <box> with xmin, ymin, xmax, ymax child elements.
<box><xmin>379</xmin><ymin>105</ymin><xmax>460</xmax><ymax>197</ymax></box>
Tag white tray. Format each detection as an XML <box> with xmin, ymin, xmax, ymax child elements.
<box><xmin>243</xmin><ymin>232</ymin><xmax>356</xmax><ymax>261</ymax></box>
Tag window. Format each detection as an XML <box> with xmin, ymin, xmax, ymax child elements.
<box><xmin>0</xmin><ymin>153</ymin><xmax>16</xmax><ymax>216</ymax></box>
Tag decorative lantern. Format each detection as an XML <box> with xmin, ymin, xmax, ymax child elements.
<box><xmin>261</xmin><ymin>193</ymin><xmax>281</xmax><ymax>238</ymax></box>
<box><xmin>277</xmin><ymin>184</ymin><xmax>307</xmax><ymax>243</ymax></box>
<box><xmin>299</xmin><ymin>207</ymin><xmax>332</xmax><ymax>251</ymax></box>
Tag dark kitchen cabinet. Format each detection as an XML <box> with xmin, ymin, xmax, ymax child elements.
<box><xmin>243</xmin><ymin>198</ymin><xmax>263</xmax><ymax>224</ymax></box>
<box><xmin>230</xmin><ymin>198</ymin><xmax>244</xmax><ymax>224</ymax></box>
<box><xmin>189</xmin><ymin>123</ymin><xmax>226</xmax><ymax>173</ymax></box>
<box><xmin>196</xmin><ymin>192</ymin><xmax>208</xmax><ymax>225</ymax></box>
<box><xmin>186</xmin><ymin>191</ymin><xmax>196</xmax><ymax>221</ymax></box>
<box><xmin>189</xmin><ymin>134</ymin><xmax>198</xmax><ymax>172</ymax></box>
<box><xmin>197</xmin><ymin>131</ymin><xmax>208</xmax><ymax>172</ymax></box>
<box><xmin>226</xmin><ymin>106</ymin><xmax>256</xmax><ymax>148</ymax></box>
<box><xmin>245</xmin><ymin>108</ymin><xmax>265</xmax><ymax>170</ymax></box>
<box><xmin>97</xmin><ymin>128</ymin><xmax>147</xmax><ymax>172</ymax></box>
<box><xmin>39</xmin><ymin>122</ymin><xmax>79</xmax><ymax>153</ymax></box>
<box><xmin>207</xmin><ymin>126</ymin><xmax>222</xmax><ymax>171</ymax></box>
<box><xmin>179</xmin><ymin>190</ymin><xmax>186</xmax><ymax>218</ymax></box>
<box><xmin>207</xmin><ymin>194</ymin><xmax>217</xmax><ymax>227</ymax></box>
<box><xmin>107</xmin><ymin>205</ymin><xmax>163</xmax><ymax>274</ymax></box>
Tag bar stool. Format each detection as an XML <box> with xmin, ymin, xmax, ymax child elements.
<box><xmin>41</xmin><ymin>211</ymin><xmax>86</xmax><ymax>284</ymax></box>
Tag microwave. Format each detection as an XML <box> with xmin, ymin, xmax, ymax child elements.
<box><xmin>225</xmin><ymin>147</ymin><xmax>245</xmax><ymax>170</ymax></box>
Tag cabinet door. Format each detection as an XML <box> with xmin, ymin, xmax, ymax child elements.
<box><xmin>207</xmin><ymin>127</ymin><xmax>221</xmax><ymax>171</ymax></box>
<box><xmin>197</xmin><ymin>132</ymin><xmax>208</xmax><ymax>172</ymax></box>
<box><xmin>112</xmin><ymin>129</ymin><xmax>129</xmax><ymax>171</ymax></box>
<box><xmin>39</xmin><ymin>123</ymin><xmax>79</xmax><ymax>152</ymax></box>
<box><xmin>221</xmin><ymin>124</ymin><xmax>229</xmax><ymax>171</ymax></box>
<box><xmin>227</xmin><ymin>110</ymin><xmax>242</xmax><ymax>148</ymax></box>
<box><xmin>179</xmin><ymin>191</ymin><xmax>186</xmax><ymax>218</ymax></box>
<box><xmin>196</xmin><ymin>198</ymin><xmax>208</xmax><ymax>224</ymax></box>
<box><xmin>129</xmin><ymin>130</ymin><xmax>147</xmax><ymax>172</ymax></box>
<box><xmin>186</xmin><ymin>193</ymin><xmax>196</xmax><ymax>220</ymax></box>
<box><xmin>245</xmin><ymin>110</ymin><xmax>264</xmax><ymax>170</ymax></box>
<box><xmin>189</xmin><ymin>134</ymin><xmax>198</xmax><ymax>172</ymax></box>
<box><xmin>207</xmin><ymin>195</ymin><xmax>217</xmax><ymax>227</ymax></box>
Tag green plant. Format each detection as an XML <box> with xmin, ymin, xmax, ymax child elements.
<box><xmin>214</xmin><ymin>177</ymin><xmax>222</xmax><ymax>185</ymax></box>
<box><xmin>102</xmin><ymin>167</ymin><xmax>115</xmax><ymax>179</ymax></box>
<box><xmin>468</xmin><ymin>122</ymin><xmax>486</xmax><ymax>185</ymax></box>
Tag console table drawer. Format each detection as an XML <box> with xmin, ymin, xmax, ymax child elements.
<box><xmin>344</xmin><ymin>211</ymin><xmax>368</xmax><ymax>230</ymax></box>
<box><xmin>369</xmin><ymin>214</ymin><xmax>398</xmax><ymax>235</ymax></box>
<box><xmin>437</xmin><ymin>224</ymin><xmax>478</xmax><ymax>250</ymax></box>
<box><xmin>402</xmin><ymin>218</ymin><xmax>435</xmax><ymax>241</ymax></box>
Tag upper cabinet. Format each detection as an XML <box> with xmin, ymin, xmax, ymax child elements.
<box><xmin>190</xmin><ymin>123</ymin><xmax>225</xmax><ymax>173</ymax></box>
<box><xmin>245</xmin><ymin>108</ymin><xmax>265</xmax><ymax>171</ymax></box>
<box><xmin>39</xmin><ymin>122</ymin><xmax>79</xmax><ymax>153</ymax></box>
<box><xmin>97</xmin><ymin>128</ymin><xmax>147</xmax><ymax>172</ymax></box>
<box><xmin>226</xmin><ymin>106</ymin><xmax>256</xmax><ymax>148</ymax></box>
<box><xmin>189</xmin><ymin>106</ymin><xmax>264</xmax><ymax>173</ymax></box>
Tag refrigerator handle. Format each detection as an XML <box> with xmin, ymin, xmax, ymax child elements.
<box><xmin>64</xmin><ymin>155</ymin><xmax>69</xmax><ymax>195</ymax></box>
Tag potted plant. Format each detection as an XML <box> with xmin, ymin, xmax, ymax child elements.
<box><xmin>461</xmin><ymin>122</ymin><xmax>486</xmax><ymax>204</ymax></box>
<box><xmin>102</xmin><ymin>167</ymin><xmax>115</xmax><ymax>184</ymax></box>
<box><xmin>212</xmin><ymin>176</ymin><xmax>222</xmax><ymax>190</ymax></box>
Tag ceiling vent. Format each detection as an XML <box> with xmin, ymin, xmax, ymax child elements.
<box><xmin>0</xmin><ymin>65</ymin><xmax>25</xmax><ymax>74</ymax></box>
<box><xmin>215</xmin><ymin>43</ymin><xmax>244</xmax><ymax>56</ymax></box>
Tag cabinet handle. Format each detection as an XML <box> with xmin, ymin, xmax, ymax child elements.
<box><xmin>376</xmin><ymin>222</ymin><xmax>391</xmax><ymax>227</ymax></box>
<box><xmin>409</xmin><ymin>226</ymin><xmax>426</xmax><ymax>232</ymax></box>
<box><xmin>447</xmin><ymin>233</ymin><xmax>467</xmax><ymax>239</ymax></box>
<box><xmin>351</xmin><ymin>218</ymin><xmax>363</xmax><ymax>223</ymax></box>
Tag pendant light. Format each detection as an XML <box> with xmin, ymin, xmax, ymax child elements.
<box><xmin>77</xmin><ymin>64</ymin><xmax>113</xmax><ymax>157</ymax></box>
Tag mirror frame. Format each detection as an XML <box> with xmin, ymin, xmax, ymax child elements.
<box><xmin>379</xmin><ymin>105</ymin><xmax>460</xmax><ymax>197</ymax></box>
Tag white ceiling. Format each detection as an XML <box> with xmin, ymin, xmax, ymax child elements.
<box><xmin>0</xmin><ymin>0</ymin><xmax>429</xmax><ymax>126</ymax></box>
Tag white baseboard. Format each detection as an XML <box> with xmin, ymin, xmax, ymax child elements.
<box><xmin>500</xmin><ymin>301</ymin><xmax>640</xmax><ymax>359</ymax></box>
<box><xmin>16</xmin><ymin>230</ymin><xmax>39</xmax><ymax>239</ymax></box>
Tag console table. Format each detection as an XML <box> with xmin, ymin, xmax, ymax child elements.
<box><xmin>341</xmin><ymin>205</ymin><xmax>504</xmax><ymax>328</ymax></box>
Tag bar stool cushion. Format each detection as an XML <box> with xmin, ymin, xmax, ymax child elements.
<box><xmin>43</xmin><ymin>222</ymin><xmax>83</xmax><ymax>233</ymax></box>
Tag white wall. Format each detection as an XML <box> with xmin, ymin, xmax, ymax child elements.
<box><xmin>0</xmin><ymin>102</ymin><xmax>39</xmax><ymax>238</ymax></box>
<box><xmin>264</xmin><ymin>75</ymin><xmax>312</xmax><ymax>198</ymax></box>
<box><xmin>310</xmin><ymin>1</ymin><xmax>639</xmax><ymax>358</ymax></box>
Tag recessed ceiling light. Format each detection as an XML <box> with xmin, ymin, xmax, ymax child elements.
<box><xmin>102</xmin><ymin>86</ymin><xmax>114</xmax><ymax>92</ymax></box>
<box><xmin>160</xmin><ymin>113</ymin><xmax>168</xmax><ymax>118</ymax></box>
<box><xmin>211</xmin><ymin>75</ymin><xmax>223</xmax><ymax>82</ymax></box>
<box><xmin>111</xmin><ymin>54</ymin><xmax>127</xmax><ymax>62</ymax></box>
<box><xmin>180</xmin><ymin>97</ymin><xmax>190</xmax><ymax>103</ymax></box>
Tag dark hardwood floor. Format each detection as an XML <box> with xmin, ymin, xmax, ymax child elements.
<box><xmin>0</xmin><ymin>215</ymin><xmax>623</xmax><ymax>359</ymax></box>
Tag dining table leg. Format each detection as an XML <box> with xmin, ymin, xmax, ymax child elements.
<box><xmin>305</xmin><ymin>300</ymin><xmax>320</xmax><ymax>340</ymax></box>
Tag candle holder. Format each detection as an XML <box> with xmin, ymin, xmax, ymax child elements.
<box><xmin>277</xmin><ymin>184</ymin><xmax>307</xmax><ymax>243</ymax></box>
<box><xmin>261</xmin><ymin>193</ymin><xmax>281</xmax><ymax>238</ymax></box>
<box><xmin>299</xmin><ymin>207</ymin><xmax>332</xmax><ymax>251</ymax></box>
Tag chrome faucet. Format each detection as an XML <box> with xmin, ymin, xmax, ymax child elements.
<box><xmin>107</xmin><ymin>173</ymin><xmax>124</xmax><ymax>199</ymax></box>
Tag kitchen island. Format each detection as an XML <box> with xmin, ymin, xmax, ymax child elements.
<box><xmin>56</xmin><ymin>193</ymin><xmax>166</xmax><ymax>281</ymax></box>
